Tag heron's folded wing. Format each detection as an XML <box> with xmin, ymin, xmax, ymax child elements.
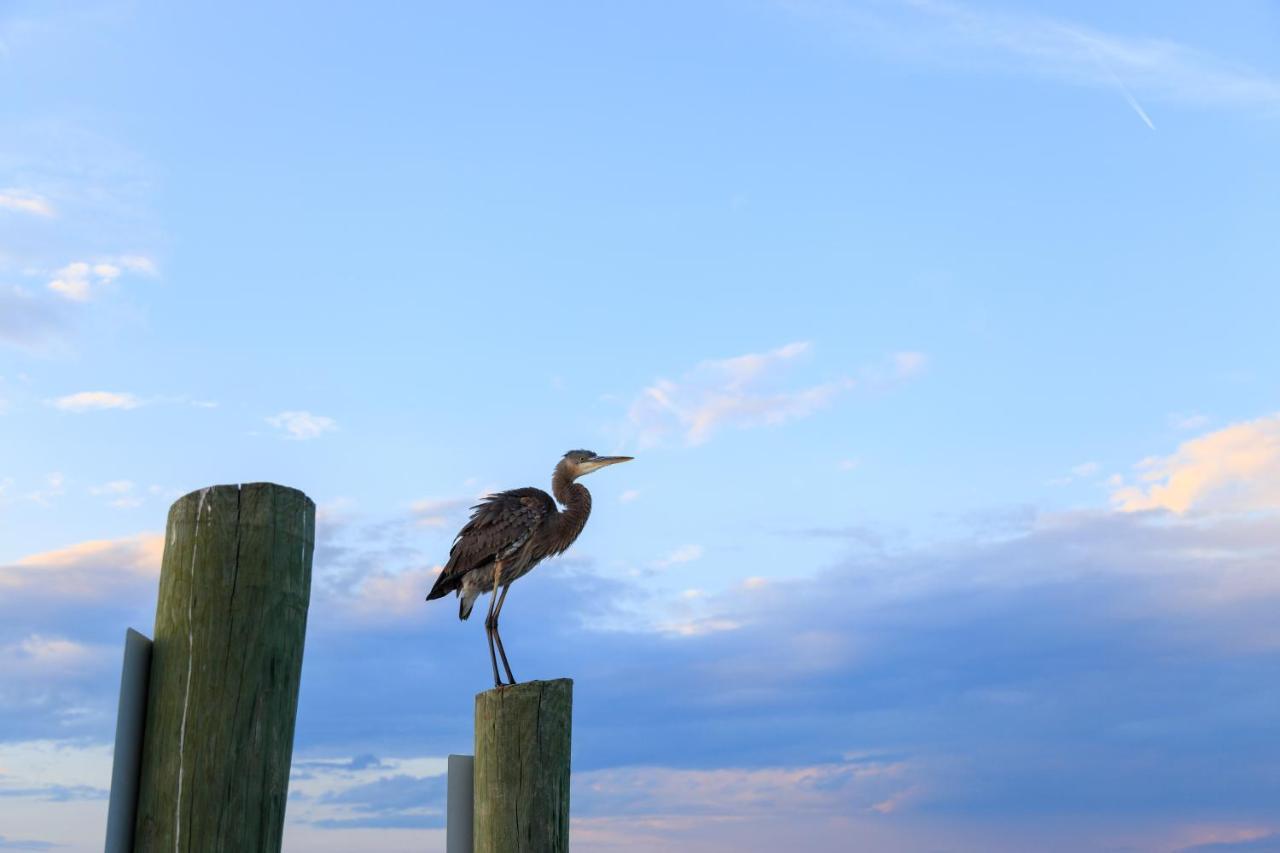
<box><xmin>443</xmin><ymin>488</ymin><xmax>552</xmax><ymax>577</ymax></box>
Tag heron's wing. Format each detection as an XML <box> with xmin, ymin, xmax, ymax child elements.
<box><xmin>426</xmin><ymin>488</ymin><xmax>553</xmax><ymax>599</ymax></box>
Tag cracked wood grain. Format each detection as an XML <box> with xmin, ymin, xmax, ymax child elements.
<box><xmin>133</xmin><ymin>483</ymin><xmax>314</xmax><ymax>853</ymax></box>
<box><xmin>473</xmin><ymin>678</ymin><xmax>572</xmax><ymax>853</ymax></box>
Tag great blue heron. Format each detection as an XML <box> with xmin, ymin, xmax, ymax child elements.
<box><xmin>426</xmin><ymin>449</ymin><xmax>633</xmax><ymax>687</ymax></box>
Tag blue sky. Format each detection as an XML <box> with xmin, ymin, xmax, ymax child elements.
<box><xmin>2</xmin><ymin>1</ymin><xmax>1279</xmax><ymax>850</ymax></box>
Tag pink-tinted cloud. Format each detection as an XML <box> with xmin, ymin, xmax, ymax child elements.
<box><xmin>1</xmin><ymin>534</ymin><xmax>162</xmax><ymax>598</ymax></box>
<box><xmin>624</xmin><ymin>344</ymin><xmax>924</xmax><ymax>447</ymax></box>
<box><xmin>1112</xmin><ymin>413</ymin><xmax>1280</xmax><ymax>514</ymax></box>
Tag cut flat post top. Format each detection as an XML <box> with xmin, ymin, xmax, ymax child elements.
<box><xmin>473</xmin><ymin>678</ymin><xmax>572</xmax><ymax>853</ymax></box>
<box><xmin>133</xmin><ymin>483</ymin><xmax>314</xmax><ymax>853</ymax></box>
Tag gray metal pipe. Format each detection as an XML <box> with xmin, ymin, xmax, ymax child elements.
<box><xmin>104</xmin><ymin>628</ymin><xmax>153</xmax><ymax>853</ymax></box>
<box><xmin>447</xmin><ymin>753</ymin><xmax>475</xmax><ymax>853</ymax></box>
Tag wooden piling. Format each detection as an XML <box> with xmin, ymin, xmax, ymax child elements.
<box><xmin>132</xmin><ymin>483</ymin><xmax>314</xmax><ymax>853</ymax></box>
<box><xmin>473</xmin><ymin>678</ymin><xmax>572</xmax><ymax>853</ymax></box>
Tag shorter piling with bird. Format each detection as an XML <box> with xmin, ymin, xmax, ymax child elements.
<box><xmin>430</xmin><ymin>449</ymin><xmax>625</xmax><ymax>850</ymax></box>
<box><xmin>473</xmin><ymin>679</ymin><xmax>573</xmax><ymax>853</ymax></box>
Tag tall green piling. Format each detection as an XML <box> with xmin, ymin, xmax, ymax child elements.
<box><xmin>132</xmin><ymin>483</ymin><xmax>314</xmax><ymax>852</ymax></box>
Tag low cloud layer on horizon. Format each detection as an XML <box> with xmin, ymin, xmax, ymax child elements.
<box><xmin>2</xmin><ymin>414</ymin><xmax>1278</xmax><ymax>850</ymax></box>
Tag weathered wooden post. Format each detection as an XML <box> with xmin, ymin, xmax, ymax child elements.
<box><xmin>132</xmin><ymin>483</ymin><xmax>314</xmax><ymax>853</ymax></box>
<box><xmin>473</xmin><ymin>678</ymin><xmax>573</xmax><ymax>853</ymax></box>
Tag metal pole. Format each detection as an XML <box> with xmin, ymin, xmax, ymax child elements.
<box><xmin>447</xmin><ymin>754</ymin><xmax>475</xmax><ymax>853</ymax></box>
<box><xmin>104</xmin><ymin>628</ymin><xmax>153</xmax><ymax>853</ymax></box>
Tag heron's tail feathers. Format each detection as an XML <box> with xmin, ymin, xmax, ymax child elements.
<box><xmin>426</xmin><ymin>568</ymin><xmax>455</xmax><ymax>601</ymax></box>
<box><xmin>459</xmin><ymin>588</ymin><xmax>480</xmax><ymax>621</ymax></box>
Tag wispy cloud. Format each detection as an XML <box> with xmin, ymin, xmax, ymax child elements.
<box><xmin>0</xmin><ymin>635</ymin><xmax>104</xmax><ymax>677</ymax></box>
<box><xmin>0</xmin><ymin>741</ymin><xmax>113</xmax><ymax>795</ymax></box>
<box><xmin>890</xmin><ymin>350</ymin><xmax>927</xmax><ymax>377</ymax></box>
<box><xmin>654</xmin><ymin>544</ymin><xmax>704</xmax><ymax>569</ymax></box>
<box><xmin>1048</xmin><ymin>460</ymin><xmax>1100</xmax><ymax>486</ymax></box>
<box><xmin>0</xmin><ymin>533</ymin><xmax>162</xmax><ymax>598</ymax></box>
<box><xmin>409</xmin><ymin>498</ymin><xmax>468</xmax><ymax>528</ymax></box>
<box><xmin>49</xmin><ymin>391</ymin><xmax>140</xmax><ymax>412</ymax></box>
<box><xmin>659</xmin><ymin>616</ymin><xmax>743</xmax><ymax>637</ymax></box>
<box><xmin>0</xmin><ymin>740</ymin><xmax>112</xmax><ymax>851</ymax></box>
<box><xmin>1112</xmin><ymin>413</ymin><xmax>1280</xmax><ymax>514</ymax></box>
<box><xmin>1170</xmin><ymin>411</ymin><xmax>1211</xmax><ymax>431</ymax></box>
<box><xmin>0</xmin><ymin>189</ymin><xmax>54</xmax><ymax>218</ymax></box>
<box><xmin>46</xmin><ymin>256</ymin><xmax>155</xmax><ymax>302</ymax></box>
<box><xmin>24</xmin><ymin>473</ymin><xmax>64</xmax><ymax>507</ymax></box>
<box><xmin>789</xmin><ymin>0</ymin><xmax>1280</xmax><ymax>118</ymax></box>
<box><xmin>88</xmin><ymin>480</ymin><xmax>141</xmax><ymax>509</ymax></box>
<box><xmin>625</xmin><ymin>343</ymin><xmax>924</xmax><ymax>447</ymax></box>
<box><xmin>343</xmin><ymin>564</ymin><xmax>445</xmax><ymax>621</ymax></box>
<box><xmin>287</xmin><ymin>753</ymin><xmax>447</xmax><ymax>830</ymax></box>
<box><xmin>43</xmin><ymin>392</ymin><xmax>211</xmax><ymax>414</ymax></box>
<box><xmin>575</xmin><ymin>758</ymin><xmax>910</xmax><ymax>821</ymax></box>
<box><xmin>1178</xmin><ymin>833</ymin><xmax>1280</xmax><ymax>853</ymax></box>
<box><xmin>267</xmin><ymin>410</ymin><xmax>338</xmax><ymax>440</ymax></box>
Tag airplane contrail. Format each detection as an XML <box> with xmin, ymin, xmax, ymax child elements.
<box><xmin>1113</xmin><ymin>74</ymin><xmax>1157</xmax><ymax>130</ymax></box>
<box><xmin>1088</xmin><ymin>41</ymin><xmax>1156</xmax><ymax>130</ymax></box>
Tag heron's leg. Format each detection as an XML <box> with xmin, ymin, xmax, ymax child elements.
<box><xmin>491</xmin><ymin>584</ymin><xmax>515</xmax><ymax>684</ymax></box>
<box><xmin>484</xmin><ymin>562</ymin><xmax>504</xmax><ymax>688</ymax></box>
<box><xmin>493</xmin><ymin>582</ymin><xmax>511</xmax><ymax>619</ymax></box>
<box><xmin>484</xmin><ymin>611</ymin><xmax>500</xmax><ymax>689</ymax></box>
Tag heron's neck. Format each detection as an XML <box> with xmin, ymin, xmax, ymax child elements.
<box><xmin>551</xmin><ymin>469</ymin><xmax>592</xmax><ymax>551</ymax></box>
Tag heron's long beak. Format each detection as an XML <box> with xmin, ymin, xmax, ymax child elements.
<box><xmin>584</xmin><ymin>455</ymin><xmax>633</xmax><ymax>473</ymax></box>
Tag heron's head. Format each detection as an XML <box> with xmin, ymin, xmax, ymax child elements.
<box><xmin>560</xmin><ymin>449</ymin><xmax>633</xmax><ymax>480</ymax></box>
